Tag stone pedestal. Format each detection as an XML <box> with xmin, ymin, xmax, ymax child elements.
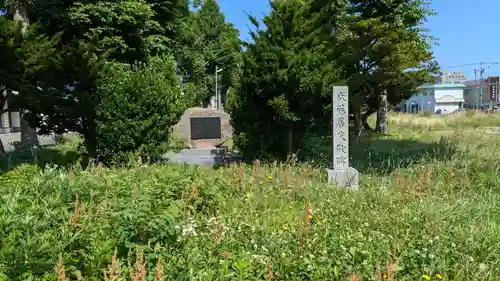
<box><xmin>326</xmin><ymin>167</ymin><xmax>359</xmax><ymax>189</ymax></box>
<box><xmin>161</xmin><ymin>148</ymin><xmax>243</xmax><ymax>166</ymax></box>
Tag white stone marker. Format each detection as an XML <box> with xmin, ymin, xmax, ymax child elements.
<box><xmin>326</xmin><ymin>86</ymin><xmax>359</xmax><ymax>189</ymax></box>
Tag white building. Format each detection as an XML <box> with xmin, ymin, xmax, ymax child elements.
<box><xmin>405</xmin><ymin>83</ymin><xmax>466</xmax><ymax>114</ymax></box>
<box><xmin>436</xmin><ymin>72</ymin><xmax>468</xmax><ymax>84</ymax></box>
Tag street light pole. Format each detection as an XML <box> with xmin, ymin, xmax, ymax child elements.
<box><xmin>215</xmin><ymin>66</ymin><xmax>223</xmax><ymax>110</ymax></box>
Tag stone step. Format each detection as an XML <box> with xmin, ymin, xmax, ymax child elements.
<box><xmin>161</xmin><ymin>150</ymin><xmax>244</xmax><ymax>166</ymax></box>
<box><xmin>178</xmin><ymin>148</ymin><xmax>228</xmax><ymax>156</ymax></box>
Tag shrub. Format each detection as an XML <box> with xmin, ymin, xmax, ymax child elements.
<box><xmin>96</xmin><ymin>55</ymin><xmax>194</xmax><ymax>164</ymax></box>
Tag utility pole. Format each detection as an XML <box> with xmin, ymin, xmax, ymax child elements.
<box><xmin>447</xmin><ymin>62</ymin><xmax>500</xmax><ymax>109</ymax></box>
<box><xmin>215</xmin><ymin>66</ymin><xmax>223</xmax><ymax>110</ymax></box>
<box><xmin>478</xmin><ymin>64</ymin><xmax>486</xmax><ymax>108</ymax></box>
<box><xmin>474</xmin><ymin>69</ymin><xmax>478</xmax><ymax>108</ymax></box>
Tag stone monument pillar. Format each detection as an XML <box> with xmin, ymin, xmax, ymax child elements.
<box><xmin>326</xmin><ymin>86</ymin><xmax>360</xmax><ymax>189</ymax></box>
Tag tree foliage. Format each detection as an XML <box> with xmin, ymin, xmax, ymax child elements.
<box><xmin>339</xmin><ymin>0</ymin><xmax>439</xmax><ymax>131</ymax></box>
<box><xmin>230</xmin><ymin>0</ymin><xmax>439</xmax><ymax>158</ymax></box>
<box><xmin>0</xmin><ymin>18</ymin><xmax>58</xmax><ymax>117</ymax></box>
<box><xmin>229</xmin><ymin>0</ymin><xmax>341</xmax><ymax>159</ymax></box>
<box><xmin>22</xmin><ymin>40</ymin><xmax>106</xmax><ymax>158</ymax></box>
<box><xmin>176</xmin><ymin>0</ymin><xmax>241</xmax><ymax>105</ymax></box>
<box><xmin>96</xmin><ymin>55</ymin><xmax>193</xmax><ymax>163</ymax></box>
<box><xmin>0</xmin><ymin>0</ymin><xmax>440</xmax><ymax>163</ymax></box>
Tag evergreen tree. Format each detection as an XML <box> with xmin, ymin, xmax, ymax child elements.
<box><xmin>0</xmin><ymin>16</ymin><xmax>59</xmax><ymax>149</ymax></box>
<box><xmin>338</xmin><ymin>0</ymin><xmax>439</xmax><ymax>133</ymax></box>
<box><xmin>229</xmin><ymin>0</ymin><xmax>341</xmax><ymax>159</ymax></box>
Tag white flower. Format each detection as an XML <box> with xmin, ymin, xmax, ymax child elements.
<box><xmin>479</xmin><ymin>263</ymin><xmax>487</xmax><ymax>272</ymax></box>
<box><xmin>182</xmin><ymin>224</ymin><xmax>197</xmax><ymax>236</ymax></box>
<box><xmin>181</xmin><ymin>218</ymin><xmax>197</xmax><ymax>236</ymax></box>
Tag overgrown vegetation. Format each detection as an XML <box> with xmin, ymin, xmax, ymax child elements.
<box><xmin>2</xmin><ymin>0</ymin><xmax>497</xmax><ymax>279</ymax></box>
<box><xmin>1</xmin><ymin>114</ymin><xmax>500</xmax><ymax>280</ymax></box>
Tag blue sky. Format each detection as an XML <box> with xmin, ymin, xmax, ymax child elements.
<box><xmin>218</xmin><ymin>0</ymin><xmax>500</xmax><ymax>81</ymax></box>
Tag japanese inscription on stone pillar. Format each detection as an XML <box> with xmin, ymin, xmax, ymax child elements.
<box><xmin>333</xmin><ymin>86</ymin><xmax>349</xmax><ymax>170</ymax></box>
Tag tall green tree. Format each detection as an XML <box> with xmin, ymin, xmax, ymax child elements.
<box><xmin>177</xmin><ymin>0</ymin><xmax>241</xmax><ymax>106</ymax></box>
<box><xmin>229</xmin><ymin>0</ymin><xmax>341</xmax><ymax>159</ymax></box>
<box><xmin>3</xmin><ymin>0</ymin><xmax>42</xmax><ymax>148</ymax></box>
<box><xmin>0</xmin><ymin>16</ymin><xmax>59</xmax><ymax>150</ymax></box>
<box><xmin>23</xmin><ymin>40</ymin><xmax>106</xmax><ymax>158</ymax></box>
<box><xmin>338</xmin><ymin>0</ymin><xmax>439</xmax><ymax>133</ymax></box>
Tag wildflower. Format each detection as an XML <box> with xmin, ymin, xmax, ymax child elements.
<box><xmin>55</xmin><ymin>253</ymin><xmax>67</xmax><ymax>281</ymax></box>
<box><xmin>181</xmin><ymin>218</ymin><xmax>197</xmax><ymax>236</ymax></box>
<box><xmin>281</xmin><ymin>225</ymin><xmax>289</xmax><ymax>231</ymax></box>
<box><xmin>422</xmin><ymin>275</ymin><xmax>431</xmax><ymax>280</ymax></box>
<box><xmin>264</xmin><ymin>194</ymin><xmax>268</xmax><ymax>198</ymax></box>
<box><xmin>436</xmin><ymin>273</ymin><xmax>443</xmax><ymax>279</ymax></box>
<box><xmin>267</xmin><ymin>175</ymin><xmax>273</xmax><ymax>180</ymax></box>
<box><xmin>154</xmin><ymin>257</ymin><xmax>164</xmax><ymax>281</ymax></box>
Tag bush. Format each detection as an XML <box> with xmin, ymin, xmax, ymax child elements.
<box><xmin>96</xmin><ymin>55</ymin><xmax>193</xmax><ymax>163</ymax></box>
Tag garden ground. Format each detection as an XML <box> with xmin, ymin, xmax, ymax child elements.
<box><xmin>1</xmin><ymin>112</ymin><xmax>500</xmax><ymax>280</ymax></box>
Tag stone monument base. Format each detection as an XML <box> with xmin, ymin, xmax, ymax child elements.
<box><xmin>326</xmin><ymin>167</ymin><xmax>359</xmax><ymax>189</ymax></box>
<box><xmin>161</xmin><ymin>147</ymin><xmax>244</xmax><ymax>166</ymax></box>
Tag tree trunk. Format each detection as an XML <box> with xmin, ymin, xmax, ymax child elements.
<box><xmin>352</xmin><ymin>108</ymin><xmax>362</xmax><ymax>137</ymax></box>
<box><xmin>81</xmin><ymin>118</ymin><xmax>98</xmax><ymax>167</ymax></box>
<box><xmin>361</xmin><ymin>109</ymin><xmax>375</xmax><ymax>131</ymax></box>
<box><xmin>12</xmin><ymin>6</ymin><xmax>39</xmax><ymax>149</ymax></box>
<box><xmin>287</xmin><ymin>128</ymin><xmax>293</xmax><ymax>155</ymax></box>
<box><xmin>376</xmin><ymin>89</ymin><xmax>389</xmax><ymax>134</ymax></box>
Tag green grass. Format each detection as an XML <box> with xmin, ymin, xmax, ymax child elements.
<box><xmin>2</xmin><ymin>114</ymin><xmax>500</xmax><ymax>280</ymax></box>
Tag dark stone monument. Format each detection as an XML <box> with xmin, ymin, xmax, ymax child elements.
<box><xmin>175</xmin><ymin>107</ymin><xmax>232</xmax><ymax>149</ymax></box>
<box><xmin>163</xmin><ymin>107</ymin><xmax>242</xmax><ymax>166</ymax></box>
<box><xmin>190</xmin><ymin>117</ymin><xmax>222</xmax><ymax>140</ymax></box>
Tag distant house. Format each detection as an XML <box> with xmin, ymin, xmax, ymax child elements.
<box><xmin>405</xmin><ymin>83</ymin><xmax>466</xmax><ymax>114</ymax></box>
<box><xmin>0</xmin><ymin>92</ymin><xmax>21</xmax><ymax>134</ymax></box>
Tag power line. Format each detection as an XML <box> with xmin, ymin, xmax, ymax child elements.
<box><xmin>445</xmin><ymin>62</ymin><xmax>500</xmax><ymax>69</ymax></box>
